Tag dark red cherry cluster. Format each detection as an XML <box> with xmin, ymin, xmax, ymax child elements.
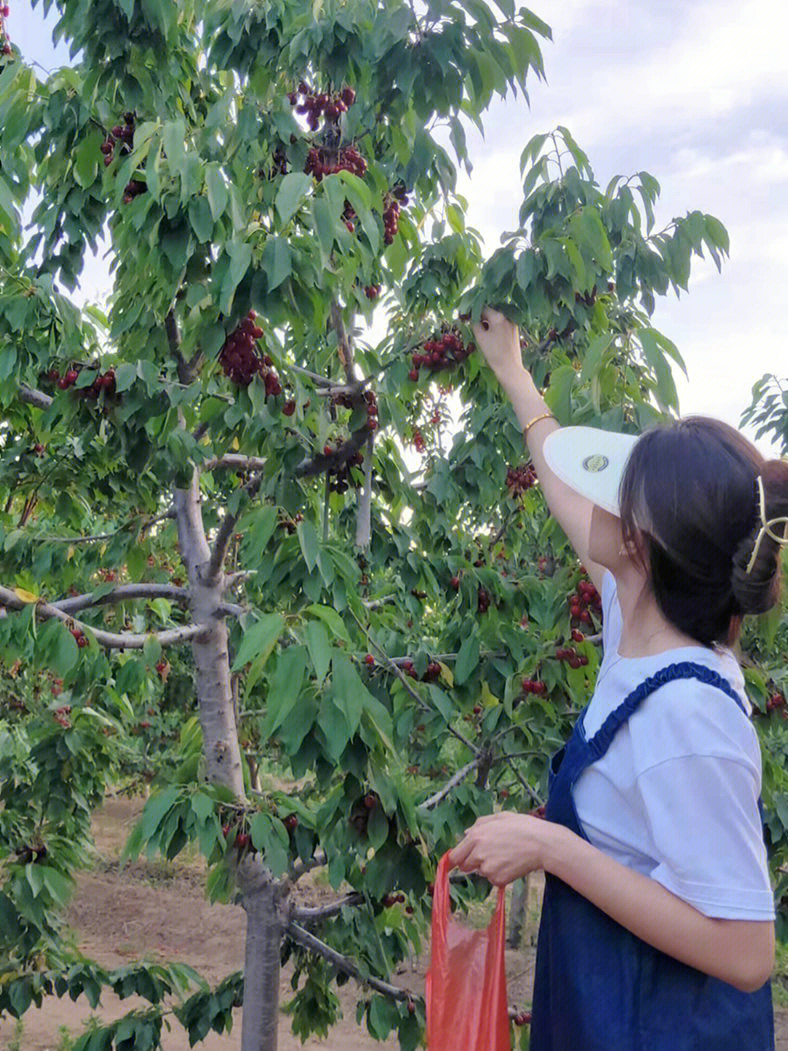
<box><xmin>513</xmin><ymin>1011</ymin><xmax>532</xmax><ymax>1027</ymax></box>
<box><xmin>100</xmin><ymin>113</ymin><xmax>135</xmax><ymax>167</ymax></box>
<box><xmin>219</xmin><ymin>311</ymin><xmax>283</xmax><ymax>402</ymax></box>
<box><xmin>322</xmin><ymin>438</ymin><xmax>365</xmax><ymax>494</ymax></box>
<box><xmin>409</xmin><ymin>328</ymin><xmax>475</xmax><ymax>382</ymax></box>
<box><xmin>331</xmin><ymin>387</ymin><xmax>378</xmax><ymax>433</ymax></box>
<box><xmin>478</xmin><ymin>586</ymin><xmax>491</xmax><ymax>614</ymax></box>
<box><xmin>411</xmin><ymin>426</ymin><xmax>425</xmax><ymax>453</ymax></box>
<box><xmin>70</xmin><ymin>626</ymin><xmax>88</xmax><ymax>649</ymax></box>
<box><xmin>278</xmin><ymin>512</ymin><xmax>304</xmax><ymax>535</ymax></box>
<box><xmin>53</xmin><ymin>705</ymin><xmax>72</xmax><ymax>729</ymax></box>
<box><xmin>121</xmin><ymin>180</ymin><xmax>146</xmax><ymax>205</ymax></box>
<box><xmin>521</xmin><ymin>678</ymin><xmax>547</xmax><ymax>696</ymax></box>
<box><xmin>766</xmin><ymin>693</ymin><xmax>786</xmax><ymax>713</ymax></box>
<box><xmin>304</xmin><ymin>144</ymin><xmax>367</xmax><ymax>182</ymax></box>
<box><xmin>570</xmin><ymin>577</ymin><xmax>601</xmax><ymax>626</ymax></box>
<box><xmin>342</xmin><ymin>201</ymin><xmax>357</xmax><ymax>233</ymax></box>
<box><xmin>383</xmin><ymin>195</ymin><xmax>401</xmax><ymax>245</ymax></box>
<box><xmin>506</xmin><ymin>462</ymin><xmax>537</xmax><ymax>496</ymax></box>
<box><xmin>396</xmin><ymin>659</ymin><xmax>440</xmax><ymax>682</ymax></box>
<box><xmin>47</xmin><ymin>366</ymin><xmax>116</xmax><ymax>398</ymax></box>
<box><xmin>289</xmin><ymin>82</ymin><xmax>356</xmax><ymax>131</ymax></box>
<box><xmin>555</xmin><ymin>647</ymin><xmax>588</xmax><ymax>669</ymax></box>
<box><xmin>0</xmin><ymin>3</ymin><xmax>12</xmax><ymax>58</ymax></box>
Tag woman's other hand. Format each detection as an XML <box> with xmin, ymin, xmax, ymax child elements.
<box><xmin>449</xmin><ymin>811</ymin><xmax>565</xmax><ymax>887</ymax></box>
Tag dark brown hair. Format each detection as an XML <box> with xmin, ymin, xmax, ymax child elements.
<box><xmin>618</xmin><ymin>416</ymin><xmax>788</xmax><ymax>648</ymax></box>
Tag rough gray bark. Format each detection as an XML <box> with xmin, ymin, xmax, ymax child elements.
<box><xmin>176</xmin><ymin>470</ymin><xmax>282</xmax><ymax>1048</ymax></box>
<box><xmin>174</xmin><ymin>472</ymin><xmax>246</xmax><ymax>795</ymax></box>
<box><xmin>240</xmin><ymin>861</ymin><xmax>282</xmax><ymax>1051</ymax></box>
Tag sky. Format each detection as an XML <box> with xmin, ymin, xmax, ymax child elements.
<box><xmin>6</xmin><ymin>0</ymin><xmax>787</xmax><ymax>456</ymax></box>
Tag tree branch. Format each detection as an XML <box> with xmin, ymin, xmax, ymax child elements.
<box><xmin>206</xmin><ymin>473</ymin><xmax>263</xmax><ymax>582</ymax></box>
<box><xmin>53</xmin><ymin>583</ymin><xmax>189</xmax><ymax>613</ymax></box>
<box><xmin>19</xmin><ymin>385</ymin><xmax>53</xmax><ymax>410</ymax></box>
<box><xmin>285</xmin><ymin>923</ymin><xmax>414</xmax><ymax>1003</ymax></box>
<box><xmin>202</xmin><ymin>455</ymin><xmax>267</xmax><ymax>473</ymax></box>
<box><xmin>289</xmin><ymin>893</ymin><xmax>365</xmax><ymax>923</ymax></box>
<box><xmin>329</xmin><ymin>300</ymin><xmax>358</xmax><ymax>385</ymax></box>
<box><xmin>348</xmin><ymin>609</ymin><xmax>480</xmax><ymax>757</ymax></box>
<box><xmin>355</xmin><ymin>432</ymin><xmax>374</xmax><ymax>550</ymax></box>
<box><xmin>165</xmin><ymin>309</ymin><xmax>201</xmax><ymax>385</ymax></box>
<box><xmin>0</xmin><ymin>586</ymin><xmax>206</xmax><ymax>649</ymax></box>
<box><xmin>418</xmin><ymin>757</ymin><xmax>481</xmax><ymax>810</ymax></box>
<box><xmin>286</xmin><ymin>850</ymin><xmax>327</xmax><ymax>884</ymax></box>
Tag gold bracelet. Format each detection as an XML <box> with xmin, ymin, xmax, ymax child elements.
<box><xmin>523</xmin><ymin>411</ymin><xmax>557</xmax><ymax>439</ymax></box>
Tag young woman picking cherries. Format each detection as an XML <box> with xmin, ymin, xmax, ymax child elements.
<box><xmin>449</xmin><ymin>307</ymin><xmax>788</xmax><ymax>1050</ymax></box>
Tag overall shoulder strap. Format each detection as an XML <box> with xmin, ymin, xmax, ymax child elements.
<box><xmin>587</xmin><ymin>660</ymin><xmax>749</xmax><ymax>761</ymax></box>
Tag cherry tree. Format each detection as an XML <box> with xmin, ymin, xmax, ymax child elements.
<box><xmin>1</xmin><ymin>0</ymin><xmax>785</xmax><ymax>1048</ymax></box>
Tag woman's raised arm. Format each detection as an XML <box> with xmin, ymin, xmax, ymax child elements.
<box><xmin>472</xmin><ymin>308</ymin><xmax>607</xmax><ymax>593</ymax></box>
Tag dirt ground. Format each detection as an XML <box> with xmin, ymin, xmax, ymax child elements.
<box><xmin>1</xmin><ymin>796</ymin><xmax>786</xmax><ymax>1049</ymax></box>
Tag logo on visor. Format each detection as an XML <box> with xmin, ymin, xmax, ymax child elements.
<box><xmin>582</xmin><ymin>454</ymin><xmax>609</xmax><ymax>473</ymax></box>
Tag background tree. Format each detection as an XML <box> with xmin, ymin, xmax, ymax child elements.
<box><xmin>0</xmin><ymin>0</ymin><xmax>786</xmax><ymax>1049</ymax></box>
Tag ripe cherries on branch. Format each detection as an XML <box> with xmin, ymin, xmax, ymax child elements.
<box><xmin>409</xmin><ymin>327</ymin><xmax>475</xmax><ymax>384</ymax></box>
<box><xmin>290</xmin><ymin>81</ymin><xmax>356</xmax><ymax>131</ymax></box>
<box><xmin>219</xmin><ymin>311</ymin><xmax>286</xmax><ymax>408</ymax></box>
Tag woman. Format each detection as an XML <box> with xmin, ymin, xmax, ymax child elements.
<box><xmin>449</xmin><ymin>308</ymin><xmax>788</xmax><ymax>1049</ymax></box>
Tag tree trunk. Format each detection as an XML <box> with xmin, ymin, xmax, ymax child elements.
<box><xmin>240</xmin><ymin>861</ymin><xmax>282</xmax><ymax>1051</ymax></box>
<box><xmin>174</xmin><ymin>476</ymin><xmax>246</xmax><ymax>795</ymax></box>
<box><xmin>507</xmin><ymin>876</ymin><xmax>529</xmax><ymax>948</ymax></box>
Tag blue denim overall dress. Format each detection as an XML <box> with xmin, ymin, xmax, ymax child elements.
<box><xmin>529</xmin><ymin>662</ymin><xmax>774</xmax><ymax>1051</ymax></box>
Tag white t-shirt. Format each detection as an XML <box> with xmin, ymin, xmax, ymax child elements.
<box><xmin>572</xmin><ymin>570</ymin><xmax>775</xmax><ymax>921</ymax></box>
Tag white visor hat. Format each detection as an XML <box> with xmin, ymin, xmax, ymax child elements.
<box><xmin>542</xmin><ymin>426</ymin><xmax>641</xmax><ymax>517</ymax></box>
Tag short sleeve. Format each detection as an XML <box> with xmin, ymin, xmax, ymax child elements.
<box><xmin>636</xmin><ymin>754</ymin><xmax>775</xmax><ymax>920</ymax></box>
<box><xmin>601</xmin><ymin>570</ymin><xmax>622</xmax><ymax>656</ymax></box>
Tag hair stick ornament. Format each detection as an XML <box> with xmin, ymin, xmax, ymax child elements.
<box><xmin>745</xmin><ymin>474</ymin><xmax>788</xmax><ymax>575</ymax></box>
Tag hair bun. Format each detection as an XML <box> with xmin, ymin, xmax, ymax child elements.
<box><xmin>731</xmin><ymin>459</ymin><xmax>788</xmax><ymax>615</ymax></box>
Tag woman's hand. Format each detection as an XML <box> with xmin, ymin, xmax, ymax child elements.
<box><xmin>449</xmin><ymin>811</ymin><xmax>565</xmax><ymax>887</ymax></box>
<box><xmin>471</xmin><ymin>307</ymin><xmax>527</xmax><ymax>389</ymax></box>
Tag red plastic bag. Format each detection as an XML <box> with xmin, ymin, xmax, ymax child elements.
<box><xmin>426</xmin><ymin>850</ymin><xmax>510</xmax><ymax>1050</ymax></box>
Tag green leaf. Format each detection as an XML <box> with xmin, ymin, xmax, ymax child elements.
<box><xmin>261</xmin><ymin>646</ymin><xmax>307</xmax><ymax>736</ymax></box>
<box><xmin>304</xmin><ymin>604</ymin><xmax>350</xmax><ymax>645</ymax></box>
<box><xmin>303</xmin><ymin>620</ymin><xmax>331</xmax><ymax>684</ymax></box>
<box><xmin>275</xmin><ymin>172</ymin><xmax>312</xmax><ymax>225</ymax></box>
<box><xmin>221</xmin><ymin>240</ymin><xmax>252</xmax><ymax>311</ymax></box>
<box><xmin>455</xmin><ymin>633</ymin><xmax>480</xmax><ymax>685</ymax></box>
<box><xmin>249</xmin><ymin>813</ymin><xmax>289</xmax><ymax>876</ymax></box>
<box><xmin>232</xmin><ymin>613</ymin><xmax>285</xmax><ymax>672</ymax></box>
<box><xmin>73</xmin><ymin>128</ymin><xmax>103</xmax><ymax>188</ymax></box>
<box><xmin>205</xmin><ymin>163</ymin><xmax>229</xmax><ymax>221</ymax></box>
<box><xmin>580</xmin><ymin>333</ymin><xmax>614</xmax><ymax>384</ymax></box>
<box><xmin>312</xmin><ymin>197</ymin><xmax>336</xmax><ymax>259</ymax></box>
<box><xmin>262</xmin><ymin>237</ymin><xmax>291</xmax><ymax>291</ymax></box>
<box><xmin>297</xmin><ymin>519</ymin><xmax>319</xmax><ymax>572</ymax></box>
<box><xmin>188</xmin><ymin>196</ymin><xmax>214</xmax><ymax>243</ymax></box>
<box><xmin>330</xmin><ymin>654</ymin><xmax>366</xmax><ymax>739</ymax></box>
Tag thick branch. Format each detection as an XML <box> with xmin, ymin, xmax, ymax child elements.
<box><xmin>203</xmin><ymin>455</ymin><xmax>267</xmax><ymax>473</ymax></box>
<box><xmin>287</xmin><ymin>851</ymin><xmax>327</xmax><ymax>884</ymax></box>
<box><xmin>54</xmin><ymin>583</ymin><xmax>189</xmax><ymax>613</ymax></box>
<box><xmin>285</xmin><ymin>923</ymin><xmax>413</xmax><ymax>1003</ymax></box>
<box><xmin>165</xmin><ymin>309</ymin><xmax>201</xmax><ymax>385</ymax></box>
<box><xmin>289</xmin><ymin>893</ymin><xmax>364</xmax><ymax>923</ymax></box>
<box><xmin>207</xmin><ymin>473</ymin><xmax>263</xmax><ymax>582</ymax></box>
<box><xmin>418</xmin><ymin>757</ymin><xmax>481</xmax><ymax>810</ymax></box>
<box><xmin>19</xmin><ymin>385</ymin><xmax>53</xmax><ymax>410</ymax></box>
<box><xmin>329</xmin><ymin>300</ymin><xmax>358</xmax><ymax>385</ymax></box>
<box><xmin>0</xmin><ymin>586</ymin><xmax>205</xmax><ymax>649</ymax></box>
<box><xmin>355</xmin><ymin>432</ymin><xmax>374</xmax><ymax>550</ymax></box>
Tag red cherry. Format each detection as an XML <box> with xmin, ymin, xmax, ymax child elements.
<box><xmin>408</xmin><ymin>369</ymin><xmax>419</xmax><ymax>381</ymax></box>
<box><xmin>282</xmin><ymin>400</ymin><xmax>295</xmax><ymax>416</ymax></box>
<box><xmin>284</xmin><ymin>814</ymin><xmax>299</xmax><ymax>831</ymax></box>
<box><xmin>450</xmin><ymin>576</ymin><xmax>460</xmax><ymax>590</ymax></box>
<box><xmin>364</xmin><ymin>654</ymin><xmax>375</xmax><ymax>666</ymax></box>
<box><xmin>368</xmin><ymin>419</ymin><xmax>378</xmax><ymax>431</ymax></box>
<box><xmin>236</xmin><ymin>832</ymin><xmax>250</xmax><ymax>848</ymax></box>
<box><xmin>323</xmin><ymin>445</ymin><xmax>333</xmax><ymax>456</ymax></box>
<box><xmin>364</xmin><ymin>794</ymin><xmax>376</xmax><ymax>809</ymax></box>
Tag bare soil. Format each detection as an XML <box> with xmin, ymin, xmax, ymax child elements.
<box><xmin>1</xmin><ymin>796</ymin><xmax>785</xmax><ymax>1049</ymax></box>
